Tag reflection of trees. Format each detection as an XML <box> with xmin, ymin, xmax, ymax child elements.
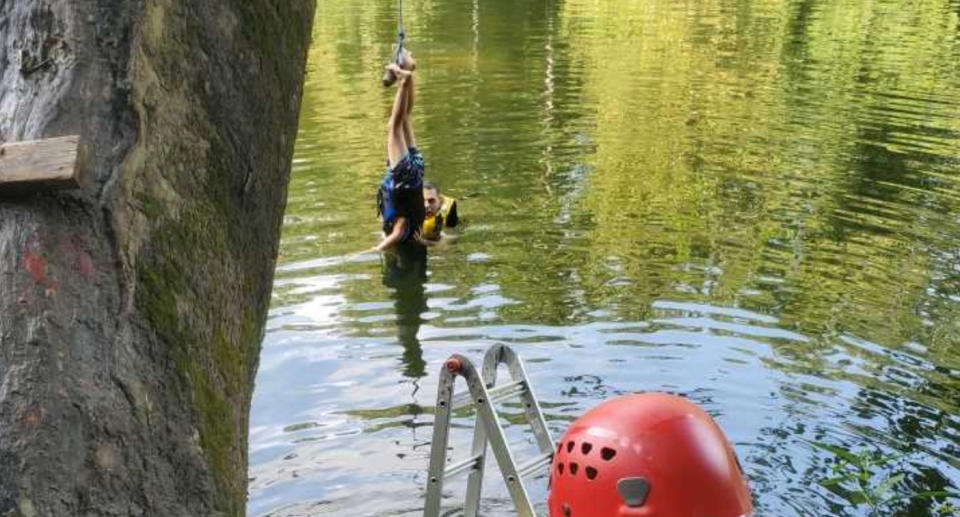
<box><xmin>293</xmin><ymin>0</ymin><xmax>960</xmax><ymax>365</ymax></box>
<box><xmin>561</xmin><ymin>0</ymin><xmax>960</xmax><ymax>354</ymax></box>
<box><xmin>293</xmin><ymin>0</ymin><xmax>960</xmax><ymax>361</ymax></box>
<box><xmin>551</xmin><ymin>5</ymin><xmax>960</xmax><ymax>509</ymax></box>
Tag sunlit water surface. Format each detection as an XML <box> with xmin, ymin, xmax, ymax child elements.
<box><xmin>248</xmin><ymin>0</ymin><xmax>960</xmax><ymax>515</ymax></box>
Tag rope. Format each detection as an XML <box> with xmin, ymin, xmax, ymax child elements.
<box><xmin>382</xmin><ymin>0</ymin><xmax>406</xmax><ymax>86</ymax></box>
<box><xmin>394</xmin><ymin>0</ymin><xmax>406</xmax><ymax>64</ymax></box>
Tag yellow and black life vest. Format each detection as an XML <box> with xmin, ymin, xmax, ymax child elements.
<box><xmin>422</xmin><ymin>196</ymin><xmax>458</xmax><ymax>240</ymax></box>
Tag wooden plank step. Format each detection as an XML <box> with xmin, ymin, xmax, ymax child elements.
<box><xmin>0</xmin><ymin>135</ymin><xmax>81</xmax><ymax>192</ymax></box>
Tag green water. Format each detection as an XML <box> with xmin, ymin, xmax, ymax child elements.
<box><xmin>248</xmin><ymin>0</ymin><xmax>960</xmax><ymax>515</ymax></box>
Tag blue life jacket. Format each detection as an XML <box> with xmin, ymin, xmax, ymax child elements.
<box><xmin>377</xmin><ymin>148</ymin><xmax>425</xmax><ymax>242</ymax></box>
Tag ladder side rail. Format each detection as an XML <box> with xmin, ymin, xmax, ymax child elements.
<box><xmin>423</xmin><ymin>356</ymin><xmax>463</xmax><ymax>517</ymax></box>
<box><xmin>462</xmin><ymin>344</ymin><xmax>506</xmax><ymax>517</ymax></box>
<box><xmin>489</xmin><ymin>345</ymin><xmax>556</xmax><ymax>455</ymax></box>
<box><xmin>509</xmin><ymin>350</ymin><xmax>555</xmax><ymax>454</ymax></box>
<box><xmin>461</xmin><ymin>414</ymin><xmax>488</xmax><ymax>517</ymax></box>
<box><xmin>466</xmin><ymin>362</ymin><xmax>539</xmax><ymax>517</ymax></box>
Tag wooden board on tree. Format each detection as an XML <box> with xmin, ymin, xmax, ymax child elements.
<box><xmin>0</xmin><ymin>135</ymin><xmax>82</xmax><ymax>192</ymax></box>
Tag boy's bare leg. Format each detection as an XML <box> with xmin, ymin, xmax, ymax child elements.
<box><xmin>398</xmin><ymin>49</ymin><xmax>417</xmax><ymax>149</ymax></box>
<box><xmin>386</xmin><ymin>65</ymin><xmax>412</xmax><ymax>167</ymax></box>
<box><xmin>401</xmin><ymin>71</ymin><xmax>417</xmax><ymax>149</ymax></box>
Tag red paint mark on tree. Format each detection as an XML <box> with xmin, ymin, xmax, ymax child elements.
<box><xmin>22</xmin><ymin>233</ymin><xmax>60</xmax><ymax>295</ymax></box>
<box><xmin>22</xmin><ymin>406</ymin><xmax>42</xmax><ymax>426</ymax></box>
<box><xmin>23</xmin><ymin>252</ymin><xmax>48</xmax><ymax>284</ymax></box>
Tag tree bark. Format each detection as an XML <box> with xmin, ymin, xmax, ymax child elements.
<box><xmin>0</xmin><ymin>1</ymin><xmax>315</xmax><ymax>515</ymax></box>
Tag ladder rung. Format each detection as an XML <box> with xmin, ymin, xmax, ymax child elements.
<box><xmin>489</xmin><ymin>380</ymin><xmax>527</xmax><ymax>404</ymax></box>
<box><xmin>444</xmin><ymin>454</ymin><xmax>483</xmax><ymax>479</ymax></box>
<box><xmin>450</xmin><ymin>390</ymin><xmax>472</xmax><ymax>410</ymax></box>
<box><xmin>451</xmin><ymin>380</ymin><xmax>527</xmax><ymax>410</ymax></box>
<box><xmin>516</xmin><ymin>452</ymin><xmax>553</xmax><ymax>479</ymax></box>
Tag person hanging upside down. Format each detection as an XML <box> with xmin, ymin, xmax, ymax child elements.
<box><xmin>375</xmin><ymin>49</ymin><xmax>425</xmax><ymax>252</ymax></box>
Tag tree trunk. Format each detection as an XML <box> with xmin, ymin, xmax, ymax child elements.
<box><xmin>0</xmin><ymin>1</ymin><xmax>315</xmax><ymax>515</ymax></box>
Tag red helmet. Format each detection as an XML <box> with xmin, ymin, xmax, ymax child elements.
<box><xmin>547</xmin><ymin>393</ymin><xmax>753</xmax><ymax>517</ymax></box>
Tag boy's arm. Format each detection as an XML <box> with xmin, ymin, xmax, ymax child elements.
<box><xmin>375</xmin><ymin>217</ymin><xmax>408</xmax><ymax>251</ymax></box>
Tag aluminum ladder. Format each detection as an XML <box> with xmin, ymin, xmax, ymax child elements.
<box><xmin>424</xmin><ymin>344</ymin><xmax>554</xmax><ymax>517</ymax></box>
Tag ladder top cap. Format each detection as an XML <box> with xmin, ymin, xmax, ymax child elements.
<box><xmin>445</xmin><ymin>358</ymin><xmax>462</xmax><ymax>373</ymax></box>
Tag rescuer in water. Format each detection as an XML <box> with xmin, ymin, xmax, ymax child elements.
<box><xmin>420</xmin><ymin>181</ymin><xmax>458</xmax><ymax>243</ymax></box>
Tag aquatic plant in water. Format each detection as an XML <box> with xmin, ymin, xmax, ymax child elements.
<box><xmin>813</xmin><ymin>442</ymin><xmax>959</xmax><ymax>516</ymax></box>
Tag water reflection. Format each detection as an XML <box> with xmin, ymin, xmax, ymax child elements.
<box><xmin>383</xmin><ymin>244</ymin><xmax>429</xmax><ymax>379</ymax></box>
<box><xmin>249</xmin><ymin>0</ymin><xmax>960</xmax><ymax>515</ymax></box>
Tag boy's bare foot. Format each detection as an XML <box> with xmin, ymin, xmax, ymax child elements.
<box><xmin>386</xmin><ymin>63</ymin><xmax>412</xmax><ymax>81</ymax></box>
<box><xmin>399</xmin><ymin>48</ymin><xmax>417</xmax><ymax>71</ymax></box>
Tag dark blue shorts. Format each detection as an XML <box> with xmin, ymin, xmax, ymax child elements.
<box><xmin>390</xmin><ymin>147</ymin><xmax>425</xmax><ymax>187</ymax></box>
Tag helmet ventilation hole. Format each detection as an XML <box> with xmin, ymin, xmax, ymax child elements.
<box><xmin>601</xmin><ymin>447</ymin><xmax>617</xmax><ymax>461</ymax></box>
<box><xmin>585</xmin><ymin>466</ymin><xmax>598</xmax><ymax>480</ymax></box>
<box><xmin>569</xmin><ymin>462</ymin><xmax>579</xmax><ymax>475</ymax></box>
<box><xmin>566</xmin><ymin>441</ymin><xmax>575</xmax><ymax>453</ymax></box>
<box><xmin>581</xmin><ymin>443</ymin><xmax>592</xmax><ymax>455</ymax></box>
<box><xmin>557</xmin><ymin>463</ymin><xmax>564</xmax><ymax>475</ymax></box>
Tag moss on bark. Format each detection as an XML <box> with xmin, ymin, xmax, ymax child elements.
<box><xmin>0</xmin><ymin>1</ymin><xmax>316</xmax><ymax>515</ymax></box>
